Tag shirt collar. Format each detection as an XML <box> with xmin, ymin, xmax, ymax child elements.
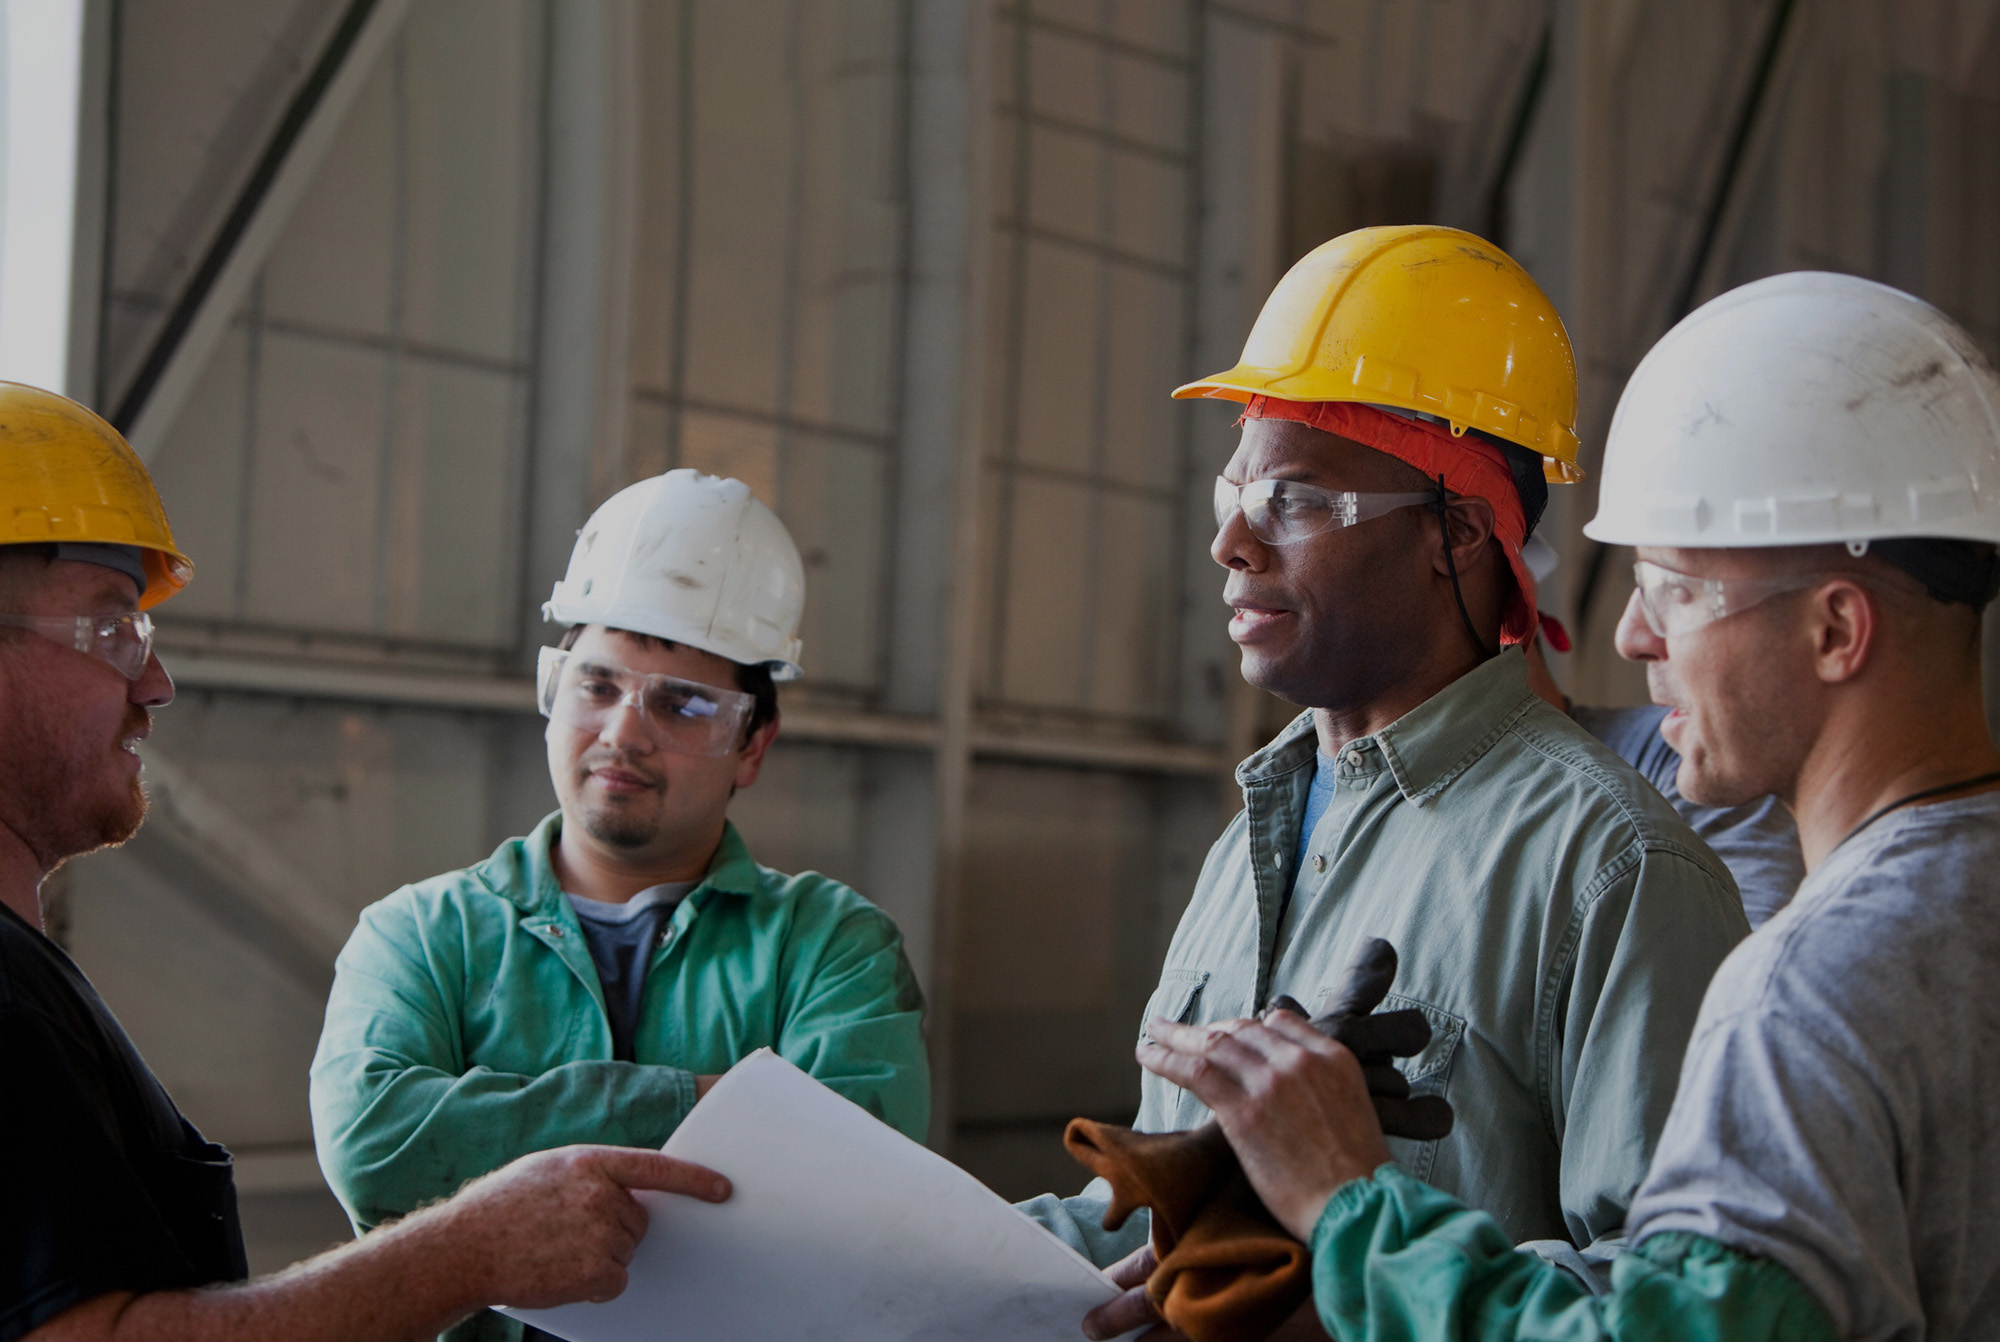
<box><xmin>1236</xmin><ymin>650</ymin><xmax>1538</xmax><ymax>806</ymax></box>
<box><xmin>489</xmin><ymin>812</ymin><xmax>762</xmax><ymax>913</ymax></box>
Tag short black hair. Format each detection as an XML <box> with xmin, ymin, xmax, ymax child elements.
<box><xmin>556</xmin><ymin>624</ymin><xmax>779</xmax><ymax>740</ymax></box>
<box><xmin>1869</xmin><ymin>537</ymin><xmax>2000</xmax><ymax>608</ymax></box>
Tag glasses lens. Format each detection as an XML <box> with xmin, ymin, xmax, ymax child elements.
<box><xmin>1213</xmin><ymin>477</ymin><xmax>1236</xmax><ymax>530</ymax></box>
<box><xmin>1633</xmin><ymin>564</ymin><xmax>1707</xmax><ymax>639</ymax></box>
<box><xmin>1242</xmin><ymin>479</ymin><xmax>1341</xmax><ymax>545</ymax></box>
<box><xmin>96</xmin><ymin>614</ymin><xmax>152</xmax><ymax>680</ymax></box>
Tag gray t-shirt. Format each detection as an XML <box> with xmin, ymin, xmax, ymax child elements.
<box><xmin>1628</xmin><ymin>790</ymin><xmax>2000</xmax><ymax>1340</ymax></box>
<box><xmin>566</xmin><ymin>883</ymin><xmax>695</xmax><ymax>1062</ymax></box>
<box><xmin>1572</xmin><ymin>703</ymin><xmax>1805</xmax><ymax>927</ymax></box>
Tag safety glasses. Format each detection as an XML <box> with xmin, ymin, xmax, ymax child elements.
<box><xmin>536</xmin><ymin>646</ymin><xmax>754</xmax><ymax>757</ymax></box>
<box><xmin>1214</xmin><ymin>476</ymin><xmax>1435</xmax><ymax>546</ymax></box>
<box><xmin>0</xmin><ymin>611</ymin><xmax>156</xmax><ymax>680</ymax></box>
<box><xmin>1630</xmin><ymin>560</ymin><xmax>1835</xmax><ymax>640</ymax></box>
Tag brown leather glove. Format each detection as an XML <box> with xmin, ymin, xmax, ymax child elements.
<box><xmin>1065</xmin><ymin>938</ymin><xmax>1450</xmax><ymax>1342</ymax></box>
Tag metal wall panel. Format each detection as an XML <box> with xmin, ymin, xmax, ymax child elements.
<box><xmin>135</xmin><ymin>0</ymin><xmax>542</xmax><ymax>652</ymax></box>
<box><xmin>625</xmin><ymin>0</ymin><xmax>903</xmax><ymax>695</ymax></box>
<box><xmin>100</xmin><ymin>0</ymin><xmax>341</xmax><ymax>397</ymax></box>
<box><xmin>985</xmin><ymin>2</ymin><xmax>1196</xmax><ymax>725</ymax></box>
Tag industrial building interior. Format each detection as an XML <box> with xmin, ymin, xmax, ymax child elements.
<box><xmin>7</xmin><ymin>0</ymin><xmax>2000</xmax><ymax>1277</ymax></box>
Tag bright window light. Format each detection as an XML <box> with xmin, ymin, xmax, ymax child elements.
<box><xmin>0</xmin><ymin>0</ymin><xmax>85</xmax><ymax>395</ymax></box>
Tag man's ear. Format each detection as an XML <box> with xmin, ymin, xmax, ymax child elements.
<box><xmin>1810</xmin><ymin>578</ymin><xmax>1877</xmax><ymax>685</ymax></box>
<box><xmin>1432</xmin><ymin>495</ymin><xmax>1497</xmax><ymax>576</ymax></box>
<box><xmin>733</xmin><ymin>712</ymin><xmax>781</xmax><ymax>790</ymax></box>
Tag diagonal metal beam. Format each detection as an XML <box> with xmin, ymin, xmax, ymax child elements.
<box><xmin>113</xmin><ymin>0</ymin><xmax>411</xmax><ymax>460</ymax></box>
<box><xmin>131</xmin><ymin>749</ymin><xmax>352</xmax><ymax>995</ymax></box>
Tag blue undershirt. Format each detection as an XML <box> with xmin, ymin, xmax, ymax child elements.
<box><xmin>565</xmin><ymin>881</ymin><xmax>696</xmax><ymax>1062</ymax></box>
<box><xmin>1294</xmin><ymin>751</ymin><xmax>1340</xmax><ymax>883</ymax></box>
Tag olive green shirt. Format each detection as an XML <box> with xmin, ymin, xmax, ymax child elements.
<box><xmin>1023</xmin><ymin>651</ymin><xmax>1748</xmax><ymax>1276</ymax></box>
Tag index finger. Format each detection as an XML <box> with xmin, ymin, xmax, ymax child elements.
<box><xmin>1146</xmin><ymin>1016</ymin><xmax>1244</xmax><ymax>1055</ymax></box>
<box><xmin>580</xmin><ymin>1147</ymin><xmax>732</xmax><ymax>1202</ymax></box>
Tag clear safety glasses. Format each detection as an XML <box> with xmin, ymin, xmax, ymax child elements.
<box><xmin>1214</xmin><ymin>476</ymin><xmax>1435</xmax><ymax>546</ymax></box>
<box><xmin>536</xmin><ymin>646</ymin><xmax>754</xmax><ymax>757</ymax></box>
<box><xmin>0</xmin><ymin>611</ymin><xmax>156</xmax><ymax>679</ymax></box>
<box><xmin>1630</xmin><ymin>560</ymin><xmax>1835</xmax><ymax>640</ymax></box>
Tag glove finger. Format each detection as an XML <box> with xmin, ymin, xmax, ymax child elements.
<box><xmin>1319</xmin><ymin>938</ymin><xmax>1399</xmax><ymax>1019</ymax></box>
<box><xmin>1372</xmin><ymin>1094</ymin><xmax>1455</xmax><ymax>1142</ymax></box>
<box><xmin>1360</xmin><ymin>1063</ymin><xmax>1409</xmax><ymax>1099</ymax></box>
<box><xmin>1323</xmin><ymin>1008</ymin><xmax>1432</xmax><ymax>1059</ymax></box>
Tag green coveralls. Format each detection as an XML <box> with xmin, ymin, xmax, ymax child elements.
<box><xmin>309</xmin><ymin>814</ymin><xmax>927</xmax><ymax>1338</ymax></box>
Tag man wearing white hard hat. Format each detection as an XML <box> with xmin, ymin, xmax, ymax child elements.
<box><xmin>1130</xmin><ymin>271</ymin><xmax>2000</xmax><ymax>1340</ymax></box>
<box><xmin>310</xmin><ymin>470</ymin><xmax>928</xmax><ymax>1342</ymax></box>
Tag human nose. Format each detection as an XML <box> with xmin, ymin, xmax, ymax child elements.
<box><xmin>597</xmin><ymin>690</ymin><xmax>657</xmax><ymax>752</ymax></box>
<box><xmin>1210</xmin><ymin>499</ymin><xmax>1267</xmax><ymax>572</ymax></box>
<box><xmin>131</xmin><ymin>651</ymin><xmax>175</xmax><ymax>708</ymax></box>
<box><xmin>1613</xmin><ymin>588</ymin><xmax>1666</xmax><ymax>663</ymax></box>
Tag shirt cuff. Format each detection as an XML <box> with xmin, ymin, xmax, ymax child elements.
<box><xmin>1307</xmin><ymin>1161</ymin><xmax>1401</xmax><ymax>1254</ymax></box>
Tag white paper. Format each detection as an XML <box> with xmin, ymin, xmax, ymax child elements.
<box><xmin>505</xmin><ymin>1049</ymin><xmax>1124</xmax><ymax>1341</ymax></box>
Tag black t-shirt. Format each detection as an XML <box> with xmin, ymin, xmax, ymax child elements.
<box><xmin>0</xmin><ymin>901</ymin><xmax>246</xmax><ymax>1340</ymax></box>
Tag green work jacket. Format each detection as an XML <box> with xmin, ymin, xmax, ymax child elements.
<box><xmin>309</xmin><ymin>812</ymin><xmax>928</xmax><ymax>1238</ymax></box>
<box><xmin>1023</xmin><ymin>651</ymin><xmax>1748</xmax><ymax>1278</ymax></box>
<box><xmin>1311</xmin><ymin>1166</ymin><xmax>1834</xmax><ymax>1341</ymax></box>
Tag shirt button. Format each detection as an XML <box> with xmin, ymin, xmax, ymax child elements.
<box><xmin>548</xmin><ymin>926</ymin><xmax>565</xmax><ymax>938</ymax></box>
<box><xmin>657</xmin><ymin>930</ymin><xmax>672</xmax><ymax>948</ymax></box>
<box><xmin>1271</xmin><ymin>851</ymin><xmax>1284</xmax><ymax>870</ymax></box>
<box><xmin>1312</xmin><ymin>853</ymin><xmax>1326</xmax><ymax>873</ymax></box>
<box><xmin>1346</xmin><ymin>750</ymin><xmax>1364</xmax><ymax>768</ymax></box>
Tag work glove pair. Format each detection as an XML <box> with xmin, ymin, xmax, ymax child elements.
<box><xmin>1065</xmin><ymin>939</ymin><xmax>1451</xmax><ymax>1342</ymax></box>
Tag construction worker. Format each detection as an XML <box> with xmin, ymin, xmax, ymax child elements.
<box><xmin>1039</xmin><ymin>226</ymin><xmax>1750</xmax><ymax>1338</ymax></box>
<box><xmin>0</xmin><ymin>384</ymin><xmax>732</xmax><ymax>1342</ymax></box>
<box><xmin>309</xmin><ymin>469</ymin><xmax>928</xmax><ymax>1341</ymax></box>
<box><xmin>1521</xmin><ymin>540</ymin><xmax>1804</xmax><ymax>926</ymax></box>
<box><xmin>1137</xmin><ymin>271</ymin><xmax>2000</xmax><ymax>1340</ymax></box>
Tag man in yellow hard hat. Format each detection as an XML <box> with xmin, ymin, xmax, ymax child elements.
<box><xmin>0</xmin><ymin>384</ymin><xmax>734</xmax><ymax>1342</ymax></box>
<box><xmin>1010</xmin><ymin>228</ymin><xmax>1750</xmax><ymax>1340</ymax></box>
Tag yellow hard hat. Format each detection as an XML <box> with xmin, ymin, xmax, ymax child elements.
<box><xmin>0</xmin><ymin>382</ymin><xmax>192</xmax><ymax>608</ymax></box>
<box><xmin>1175</xmin><ymin>225</ymin><xmax>1583</xmax><ymax>482</ymax></box>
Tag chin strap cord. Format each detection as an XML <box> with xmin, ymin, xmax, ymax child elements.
<box><xmin>1432</xmin><ymin>474</ymin><xmax>1494</xmax><ymax>663</ymax></box>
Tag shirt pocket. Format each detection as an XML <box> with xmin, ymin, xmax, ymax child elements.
<box><xmin>1310</xmin><ymin>986</ymin><xmax>1466</xmax><ymax>1184</ymax></box>
<box><xmin>1138</xmin><ymin>968</ymin><xmax>1211</xmax><ymax>1042</ymax></box>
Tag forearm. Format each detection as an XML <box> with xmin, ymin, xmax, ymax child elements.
<box><xmin>1311</xmin><ymin>1167</ymin><xmax>1833</xmax><ymax>1342</ymax></box>
<box><xmin>315</xmin><ymin>1059</ymin><xmax>695</xmax><ymax>1225</ymax></box>
<box><xmin>30</xmin><ymin>1204</ymin><xmax>485</xmax><ymax>1342</ymax></box>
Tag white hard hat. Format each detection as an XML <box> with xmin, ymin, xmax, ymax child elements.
<box><xmin>1585</xmin><ymin>272</ymin><xmax>2000</xmax><ymax>551</ymax></box>
<box><xmin>544</xmin><ymin>469</ymin><xmax>805</xmax><ymax>680</ymax></box>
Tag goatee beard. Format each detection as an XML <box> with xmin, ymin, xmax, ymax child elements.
<box><xmin>582</xmin><ymin>806</ymin><xmax>660</xmax><ymax>851</ymax></box>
